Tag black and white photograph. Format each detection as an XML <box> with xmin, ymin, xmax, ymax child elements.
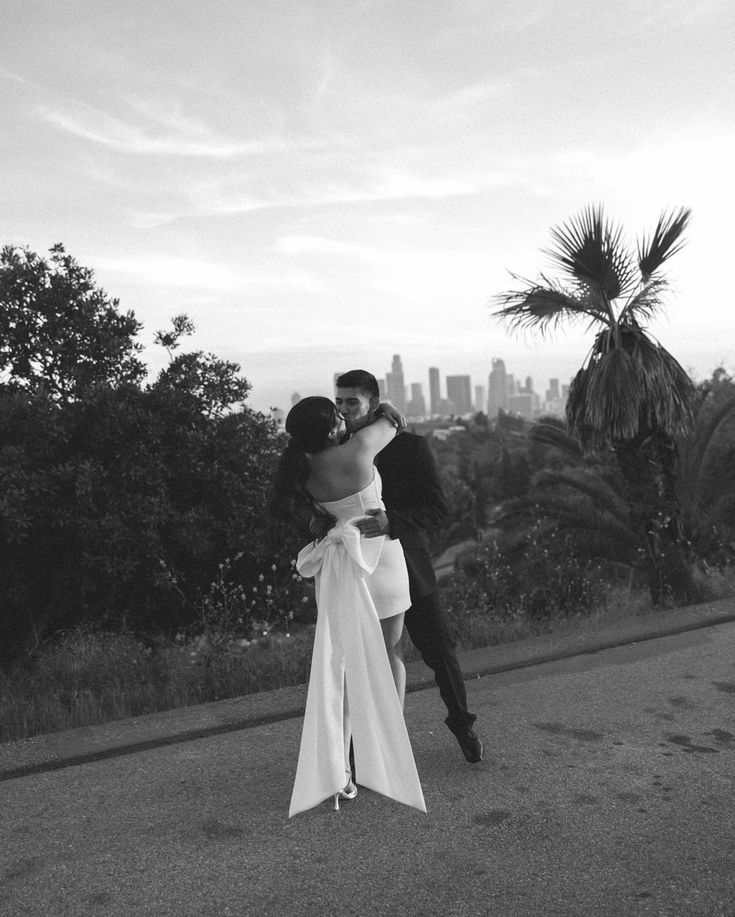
<box><xmin>1</xmin><ymin>2</ymin><xmax>734</xmax><ymax>914</ymax></box>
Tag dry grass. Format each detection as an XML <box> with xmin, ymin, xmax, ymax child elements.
<box><xmin>0</xmin><ymin>628</ymin><xmax>314</xmax><ymax>742</ymax></box>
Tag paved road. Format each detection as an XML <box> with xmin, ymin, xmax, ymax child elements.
<box><xmin>2</xmin><ymin>621</ymin><xmax>734</xmax><ymax>917</ymax></box>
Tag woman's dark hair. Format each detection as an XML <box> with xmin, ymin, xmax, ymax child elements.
<box><xmin>268</xmin><ymin>396</ymin><xmax>339</xmax><ymax>525</ymax></box>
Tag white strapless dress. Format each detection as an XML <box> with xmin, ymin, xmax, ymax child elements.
<box><xmin>288</xmin><ymin>470</ymin><xmax>426</xmax><ymax>818</ymax></box>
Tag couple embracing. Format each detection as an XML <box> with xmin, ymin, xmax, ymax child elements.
<box><xmin>271</xmin><ymin>370</ymin><xmax>483</xmax><ymax>818</ymax></box>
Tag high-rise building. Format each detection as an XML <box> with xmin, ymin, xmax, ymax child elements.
<box><xmin>508</xmin><ymin>392</ymin><xmax>534</xmax><ymax>418</ymax></box>
<box><xmin>487</xmin><ymin>358</ymin><xmax>508</xmax><ymax>417</ymax></box>
<box><xmin>407</xmin><ymin>382</ymin><xmax>426</xmax><ymax>417</ymax></box>
<box><xmin>446</xmin><ymin>375</ymin><xmax>472</xmax><ymax>416</ymax></box>
<box><xmin>291</xmin><ymin>391</ymin><xmax>301</xmax><ymax>405</ymax></box>
<box><xmin>428</xmin><ymin>367</ymin><xmax>440</xmax><ymax>416</ymax></box>
<box><xmin>474</xmin><ymin>385</ymin><xmax>486</xmax><ymax>414</ymax></box>
<box><xmin>542</xmin><ymin>377</ymin><xmax>566</xmax><ymax>417</ymax></box>
<box><xmin>385</xmin><ymin>354</ymin><xmax>406</xmax><ymax>411</ymax></box>
<box><xmin>509</xmin><ymin>377</ymin><xmax>540</xmax><ymax>419</ymax></box>
<box><xmin>546</xmin><ymin>378</ymin><xmax>560</xmax><ymax>402</ymax></box>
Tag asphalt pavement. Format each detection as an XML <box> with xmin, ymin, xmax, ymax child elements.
<box><xmin>2</xmin><ymin>598</ymin><xmax>735</xmax><ymax>916</ymax></box>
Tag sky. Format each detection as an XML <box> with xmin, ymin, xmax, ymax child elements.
<box><xmin>2</xmin><ymin>0</ymin><xmax>735</xmax><ymax>413</ymax></box>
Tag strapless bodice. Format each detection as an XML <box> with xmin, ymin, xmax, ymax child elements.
<box><xmin>317</xmin><ymin>469</ymin><xmax>385</xmax><ymax>523</ymax></box>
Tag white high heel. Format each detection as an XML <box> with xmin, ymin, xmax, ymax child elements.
<box><xmin>333</xmin><ymin>778</ymin><xmax>358</xmax><ymax>810</ymax></box>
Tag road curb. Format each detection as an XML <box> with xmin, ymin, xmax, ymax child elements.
<box><xmin>2</xmin><ymin>597</ymin><xmax>734</xmax><ymax>782</ymax></box>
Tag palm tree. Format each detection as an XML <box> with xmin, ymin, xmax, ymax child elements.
<box><xmin>490</xmin><ymin>421</ymin><xmax>637</xmax><ymax>576</ymax></box>
<box><xmin>678</xmin><ymin>380</ymin><xmax>735</xmax><ymax>564</ymax></box>
<box><xmin>493</xmin><ymin>205</ymin><xmax>698</xmax><ymax>606</ymax></box>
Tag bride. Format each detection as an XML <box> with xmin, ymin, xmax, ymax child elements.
<box><xmin>271</xmin><ymin>396</ymin><xmax>426</xmax><ymax>817</ymax></box>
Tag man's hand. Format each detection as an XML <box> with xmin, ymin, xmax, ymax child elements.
<box><xmin>354</xmin><ymin>508</ymin><xmax>391</xmax><ymax>538</ymax></box>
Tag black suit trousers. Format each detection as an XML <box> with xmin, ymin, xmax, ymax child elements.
<box><xmin>404</xmin><ymin>590</ymin><xmax>476</xmax><ymax>735</ymax></box>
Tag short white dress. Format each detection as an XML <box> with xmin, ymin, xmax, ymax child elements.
<box><xmin>318</xmin><ymin>470</ymin><xmax>410</xmax><ymax>619</ymax></box>
<box><xmin>288</xmin><ymin>469</ymin><xmax>425</xmax><ymax>818</ymax></box>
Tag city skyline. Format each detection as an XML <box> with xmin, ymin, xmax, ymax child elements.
<box><xmin>329</xmin><ymin>353</ymin><xmax>571</xmax><ymax>421</ymax></box>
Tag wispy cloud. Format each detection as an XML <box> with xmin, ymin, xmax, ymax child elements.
<box><xmin>38</xmin><ymin>102</ymin><xmax>289</xmax><ymax>158</ymax></box>
<box><xmin>201</xmin><ymin>170</ymin><xmax>478</xmax><ymax>217</ymax></box>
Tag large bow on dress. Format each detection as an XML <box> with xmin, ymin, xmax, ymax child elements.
<box><xmin>288</xmin><ymin>521</ymin><xmax>426</xmax><ymax>817</ymax></box>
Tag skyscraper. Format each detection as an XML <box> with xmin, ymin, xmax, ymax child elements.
<box><xmin>385</xmin><ymin>354</ymin><xmax>406</xmax><ymax>411</ymax></box>
<box><xmin>543</xmin><ymin>377</ymin><xmax>566</xmax><ymax>417</ymax></box>
<box><xmin>446</xmin><ymin>375</ymin><xmax>472</xmax><ymax>416</ymax></box>
<box><xmin>407</xmin><ymin>382</ymin><xmax>426</xmax><ymax>417</ymax></box>
<box><xmin>487</xmin><ymin>358</ymin><xmax>508</xmax><ymax>417</ymax></box>
<box><xmin>474</xmin><ymin>385</ymin><xmax>486</xmax><ymax>414</ymax></box>
<box><xmin>428</xmin><ymin>366</ymin><xmax>440</xmax><ymax>416</ymax></box>
<box><xmin>508</xmin><ymin>377</ymin><xmax>540</xmax><ymax>418</ymax></box>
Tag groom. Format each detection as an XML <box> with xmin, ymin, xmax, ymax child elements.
<box><xmin>335</xmin><ymin>369</ymin><xmax>483</xmax><ymax>764</ymax></box>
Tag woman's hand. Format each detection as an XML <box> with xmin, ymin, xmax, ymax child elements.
<box><xmin>377</xmin><ymin>401</ymin><xmax>407</xmax><ymax>431</ymax></box>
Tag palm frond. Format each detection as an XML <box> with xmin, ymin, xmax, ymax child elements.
<box><xmin>529</xmin><ymin>421</ymin><xmax>584</xmax><ymax>459</ymax></box>
<box><xmin>497</xmin><ymin>494</ymin><xmax>636</xmax><ymax>564</ymax></box>
<box><xmin>632</xmin><ymin>337</ymin><xmax>695</xmax><ymax>436</ymax></box>
<box><xmin>568</xmin><ymin>348</ymin><xmax>643</xmax><ymax>447</ymax></box>
<box><xmin>637</xmin><ymin>207</ymin><xmax>691</xmax><ymax>282</ymax></box>
<box><xmin>532</xmin><ymin>468</ymin><xmax>631</xmax><ymax>526</ymax></box>
<box><xmin>545</xmin><ymin>204</ymin><xmax>637</xmax><ymax>303</ymax></box>
<box><xmin>493</xmin><ymin>276</ymin><xmax>609</xmax><ymax>337</ymax></box>
<box><xmin>679</xmin><ymin>396</ymin><xmax>735</xmax><ymax>508</ymax></box>
<box><xmin>618</xmin><ymin>278</ymin><xmax>669</xmax><ymax>325</ymax></box>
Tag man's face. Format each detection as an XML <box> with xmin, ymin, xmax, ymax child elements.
<box><xmin>335</xmin><ymin>386</ymin><xmax>379</xmax><ymax>434</ymax></box>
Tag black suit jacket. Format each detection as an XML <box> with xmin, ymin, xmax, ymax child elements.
<box><xmin>375</xmin><ymin>432</ymin><xmax>448</xmax><ymax>601</ymax></box>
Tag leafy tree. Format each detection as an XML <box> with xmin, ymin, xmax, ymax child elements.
<box><xmin>153</xmin><ymin>313</ymin><xmax>196</xmax><ymax>357</ymax></box>
<box><xmin>494</xmin><ymin>205</ymin><xmax>698</xmax><ymax>606</ymax></box>
<box><xmin>153</xmin><ymin>314</ymin><xmax>251</xmax><ymax>418</ymax></box>
<box><xmin>153</xmin><ymin>351</ymin><xmax>251</xmax><ymax>419</ymax></box>
<box><xmin>0</xmin><ymin>244</ymin><xmax>145</xmax><ymax>400</ymax></box>
<box><xmin>0</xmin><ymin>376</ymin><xmax>281</xmax><ymax>659</ymax></box>
<box><xmin>0</xmin><ymin>253</ymin><xmax>284</xmax><ymax>661</ymax></box>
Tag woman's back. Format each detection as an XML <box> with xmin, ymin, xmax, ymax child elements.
<box><xmin>306</xmin><ymin>417</ymin><xmax>395</xmax><ymax>503</ymax></box>
<box><xmin>318</xmin><ymin>470</ymin><xmax>383</xmax><ymax>523</ymax></box>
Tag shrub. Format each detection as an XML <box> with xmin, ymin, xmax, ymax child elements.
<box><xmin>445</xmin><ymin>522</ymin><xmax>608</xmax><ymax>632</ymax></box>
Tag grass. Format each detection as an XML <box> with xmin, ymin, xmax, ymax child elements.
<box><xmin>0</xmin><ymin>628</ymin><xmax>315</xmax><ymax>743</ymax></box>
<box><xmin>2</xmin><ymin>564</ymin><xmax>734</xmax><ymax>743</ymax></box>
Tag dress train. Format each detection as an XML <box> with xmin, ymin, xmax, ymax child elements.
<box><xmin>288</xmin><ymin>521</ymin><xmax>426</xmax><ymax>818</ymax></box>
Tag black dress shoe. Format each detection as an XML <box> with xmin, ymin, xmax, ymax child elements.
<box><xmin>455</xmin><ymin>728</ymin><xmax>484</xmax><ymax>763</ymax></box>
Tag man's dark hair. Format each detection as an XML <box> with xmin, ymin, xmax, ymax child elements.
<box><xmin>335</xmin><ymin>369</ymin><xmax>379</xmax><ymax>399</ymax></box>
